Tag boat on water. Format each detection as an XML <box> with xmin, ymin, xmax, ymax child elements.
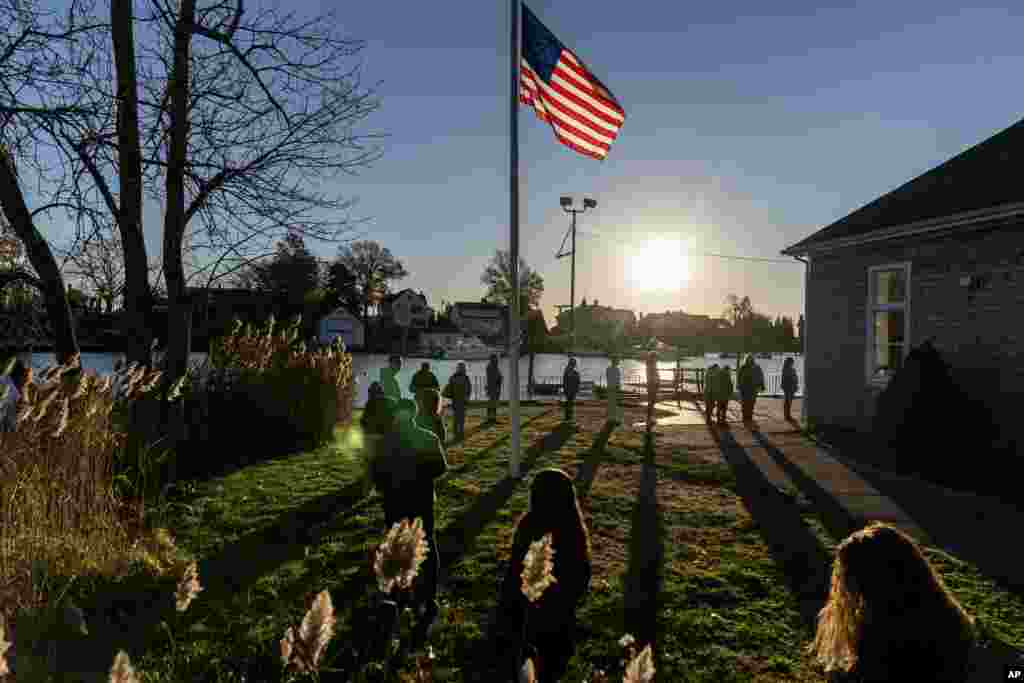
<box><xmin>437</xmin><ymin>338</ymin><xmax>499</xmax><ymax>361</ymax></box>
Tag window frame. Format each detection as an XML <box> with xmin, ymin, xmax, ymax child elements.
<box><xmin>865</xmin><ymin>262</ymin><xmax>912</xmax><ymax>387</ymax></box>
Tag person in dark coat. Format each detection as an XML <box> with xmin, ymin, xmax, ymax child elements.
<box><xmin>716</xmin><ymin>366</ymin><xmax>734</xmax><ymax>426</ymax></box>
<box><xmin>361</xmin><ymin>381</ymin><xmax>397</xmax><ymax>496</ymax></box>
<box><xmin>703</xmin><ymin>364</ymin><xmax>719</xmax><ymax>424</ymax></box>
<box><xmin>496</xmin><ymin>469</ymin><xmax>591</xmax><ymax>683</ymax></box>
<box><xmin>562</xmin><ymin>358</ymin><xmax>580</xmax><ymax>422</ymax></box>
<box><xmin>415</xmin><ymin>388</ymin><xmax>447</xmax><ymax>445</ymax></box>
<box><xmin>737</xmin><ymin>354</ymin><xmax>766</xmax><ymax>423</ymax></box>
<box><xmin>369</xmin><ymin>398</ymin><xmax>448</xmax><ymax>642</ymax></box>
<box><xmin>645</xmin><ymin>352</ymin><xmax>659</xmax><ymax>427</ymax></box>
<box><xmin>781</xmin><ymin>357</ymin><xmax>799</xmax><ymax>422</ymax></box>
<box><xmin>409</xmin><ymin>362</ymin><xmax>440</xmax><ymax>402</ymax></box>
<box><xmin>485</xmin><ymin>354</ymin><xmax>503</xmax><ymax>424</ymax></box>
<box><xmin>443</xmin><ymin>362</ymin><xmax>472</xmax><ymax>441</ymax></box>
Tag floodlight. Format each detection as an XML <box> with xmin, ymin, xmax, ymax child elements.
<box><xmin>560</xmin><ymin>196</ymin><xmax>573</xmax><ymax>208</ymax></box>
<box><xmin>583</xmin><ymin>198</ymin><xmax>597</xmax><ymax>209</ymax></box>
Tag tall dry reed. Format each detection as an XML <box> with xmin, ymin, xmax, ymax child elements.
<box><xmin>0</xmin><ymin>357</ymin><xmax>177</xmax><ymax>620</ymax></box>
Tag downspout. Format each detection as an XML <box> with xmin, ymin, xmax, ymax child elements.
<box><xmin>793</xmin><ymin>255</ymin><xmax>809</xmax><ymax>427</ymax></box>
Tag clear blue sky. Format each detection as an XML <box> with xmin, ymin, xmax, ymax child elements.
<box><xmin>40</xmin><ymin>0</ymin><xmax>1024</xmax><ymax>326</ymax></box>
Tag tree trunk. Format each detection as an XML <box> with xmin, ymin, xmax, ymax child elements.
<box><xmin>0</xmin><ymin>153</ymin><xmax>80</xmax><ymax>365</ymax></box>
<box><xmin>111</xmin><ymin>0</ymin><xmax>154</xmax><ymax>368</ymax></box>
<box><xmin>158</xmin><ymin>0</ymin><xmax>196</xmax><ymax>447</ymax></box>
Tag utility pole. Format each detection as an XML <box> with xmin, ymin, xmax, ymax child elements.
<box><xmin>557</xmin><ymin>196</ymin><xmax>596</xmax><ymax>355</ymax></box>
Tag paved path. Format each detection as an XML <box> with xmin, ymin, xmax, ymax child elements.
<box><xmin>653</xmin><ymin>396</ymin><xmax>1024</xmax><ymax>599</ymax></box>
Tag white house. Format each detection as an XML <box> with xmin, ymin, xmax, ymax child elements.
<box><xmin>380</xmin><ymin>289</ymin><xmax>432</xmax><ymax>329</ymax></box>
<box><xmin>318</xmin><ymin>307</ymin><xmax>365</xmax><ymax>349</ymax></box>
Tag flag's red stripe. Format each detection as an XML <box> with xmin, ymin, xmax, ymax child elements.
<box><xmin>547</xmin><ymin>113</ymin><xmax>611</xmax><ymax>153</ymax></box>
<box><xmin>546</xmin><ymin>70</ymin><xmax>624</xmax><ymax>129</ymax></box>
<box><xmin>552</xmin><ymin>130</ymin><xmax>606</xmax><ymax>160</ymax></box>
<box><xmin>558</xmin><ymin>53</ymin><xmax>624</xmax><ymax>114</ymax></box>
<box><xmin>540</xmin><ymin>90</ymin><xmax>618</xmax><ymax>146</ymax></box>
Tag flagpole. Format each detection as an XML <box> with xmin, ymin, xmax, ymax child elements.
<box><xmin>509</xmin><ymin>0</ymin><xmax>522</xmax><ymax>478</ymax></box>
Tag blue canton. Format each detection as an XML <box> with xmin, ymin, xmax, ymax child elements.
<box><xmin>522</xmin><ymin>4</ymin><xmax>564</xmax><ymax>83</ymax></box>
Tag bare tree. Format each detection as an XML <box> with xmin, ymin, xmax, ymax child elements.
<box><xmin>3</xmin><ymin>0</ymin><xmax>382</xmax><ymax>376</ymax></box>
<box><xmin>335</xmin><ymin>240</ymin><xmax>409</xmax><ymax>331</ymax></box>
<box><xmin>55</xmin><ymin>227</ymin><xmax>125</xmax><ymax>312</ymax></box>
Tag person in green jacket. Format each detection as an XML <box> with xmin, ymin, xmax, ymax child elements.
<box><xmin>737</xmin><ymin>354</ymin><xmax>766</xmax><ymax>423</ymax></box>
<box><xmin>443</xmin><ymin>362</ymin><xmax>472</xmax><ymax>441</ymax></box>
<box><xmin>369</xmin><ymin>398</ymin><xmax>448</xmax><ymax>644</ymax></box>
<box><xmin>715</xmin><ymin>365</ymin><xmax>734</xmax><ymax>426</ymax></box>
<box><xmin>380</xmin><ymin>354</ymin><xmax>403</xmax><ymax>400</ymax></box>
<box><xmin>703</xmin><ymin>364</ymin><xmax>719</xmax><ymax>424</ymax></box>
<box><xmin>409</xmin><ymin>362</ymin><xmax>440</xmax><ymax>401</ymax></box>
<box><xmin>360</xmin><ymin>381</ymin><xmax>397</xmax><ymax>496</ymax></box>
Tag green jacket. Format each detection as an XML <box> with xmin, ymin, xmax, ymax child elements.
<box><xmin>370</xmin><ymin>413</ymin><xmax>448</xmax><ymax>509</ymax></box>
<box><xmin>380</xmin><ymin>367</ymin><xmax>402</xmax><ymax>400</ymax></box>
<box><xmin>410</xmin><ymin>368</ymin><xmax>440</xmax><ymax>396</ymax></box>
<box><xmin>716</xmin><ymin>368</ymin><xmax>734</xmax><ymax>401</ymax></box>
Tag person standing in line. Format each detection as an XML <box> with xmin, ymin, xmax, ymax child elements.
<box><xmin>645</xmin><ymin>352</ymin><xmax>659</xmax><ymax>428</ymax></box>
<box><xmin>496</xmin><ymin>468</ymin><xmax>591</xmax><ymax>683</ymax></box>
<box><xmin>360</xmin><ymin>381</ymin><xmax>397</xmax><ymax>496</ymax></box>
<box><xmin>485</xmin><ymin>354</ymin><xmax>503</xmax><ymax>424</ymax></box>
<box><xmin>369</xmin><ymin>398</ymin><xmax>448</xmax><ymax>647</ymax></box>
<box><xmin>0</xmin><ymin>359</ymin><xmax>31</xmax><ymax>433</ymax></box>
<box><xmin>737</xmin><ymin>354</ymin><xmax>766</xmax><ymax>423</ymax></box>
<box><xmin>703</xmin><ymin>364</ymin><xmax>719</xmax><ymax>424</ymax></box>
<box><xmin>409</xmin><ymin>361</ymin><xmax>440</xmax><ymax>402</ymax></box>
<box><xmin>716</xmin><ymin>365</ymin><xmax>734</xmax><ymax>427</ymax></box>
<box><xmin>605</xmin><ymin>356</ymin><xmax>623</xmax><ymax>426</ymax></box>
<box><xmin>415</xmin><ymin>388</ymin><xmax>448</xmax><ymax>446</ymax></box>
<box><xmin>380</xmin><ymin>354</ymin><xmax>403</xmax><ymax>400</ymax></box>
<box><xmin>443</xmin><ymin>362</ymin><xmax>472</xmax><ymax>442</ymax></box>
<box><xmin>562</xmin><ymin>357</ymin><xmax>580</xmax><ymax>423</ymax></box>
<box><xmin>781</xmin><ymin>357</ymin><xmax>799</xmax><ymax>423</ymax></box>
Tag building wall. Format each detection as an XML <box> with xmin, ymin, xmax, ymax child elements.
<box><xmin>319</xmin><ymin>311</ymin><xmax>365</xmax><ymax>348</ymax></box>
<box><xmin>807</xmin><ymin>222</ymin><xmax>1024</xmax><ymax>450</ymax></box>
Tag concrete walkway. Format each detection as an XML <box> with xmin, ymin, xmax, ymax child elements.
<box><xmin>655</xmin><ymin>397</ymin><xmax>1024</xmax><ymax>595</ymax></box>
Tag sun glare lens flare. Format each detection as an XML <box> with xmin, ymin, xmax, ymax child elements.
<box><xmin>627</xmin><ymin>238</ymin><xmax>690</xmax><ymax>291</ymax></box>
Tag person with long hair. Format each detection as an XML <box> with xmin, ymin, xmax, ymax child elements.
<box><xmin>496</xmin><ymin>468</ymin><xmax>592</xmax><ymax>682</ymax></box>
<box><xmin>807</xmin><ymin>522</ymin><xmax>977</xmax><ymax>682</ymax></box>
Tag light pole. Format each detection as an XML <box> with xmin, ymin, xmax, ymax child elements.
<box><xmin>557</xmin><ymin>196</ymin><xmax>596</xmax><ymax>353</ymax></box>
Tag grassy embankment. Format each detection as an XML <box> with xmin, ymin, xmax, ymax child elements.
<box><xmin>65</xmin><ymin>400</ymin><xmax>1024</xmax><ymax>681</ymax></box>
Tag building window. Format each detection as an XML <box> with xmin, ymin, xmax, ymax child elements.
<box><xmin>866</xmin><ymin>263</ymin><xmax>910</xmax><ymax>384</ymax></box>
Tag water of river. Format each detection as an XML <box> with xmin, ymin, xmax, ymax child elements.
<box><xmin>18</xmin><ymin>351</ymin><xmax>804</xmax><ymax>406</ymax></box>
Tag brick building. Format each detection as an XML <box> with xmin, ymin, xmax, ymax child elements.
<box><xmin>782</xmin><ymin>115</ymin><xmax>1024</xmax><ymax>455</ymax></box>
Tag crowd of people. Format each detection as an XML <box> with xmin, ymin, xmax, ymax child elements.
<box><xmin>360</xmin><ymin>360</ymin><xmax>985</xmax><ymax>681</ymax></box>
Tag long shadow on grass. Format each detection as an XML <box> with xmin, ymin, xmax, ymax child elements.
<box><xmin>711</xmin><ymin>427</ymin><xmax>832</xmax><ymax>625</ymax></box>
<box><xmin>442</xmin><ymin>408</ymin><xmax>556</xmax><ymax>480</ymax></box>
<box><xmin>621</xmin><ymin>433</ymin><xmax>664</xmax><ymax>654</ymax></box>
<box><xmin>571</xmin><ymin>421</ymin><xmax>615</xmax><ymax>500</ymax></box>
<box><xmin>436</xmin><ymin>422</ymin><xmax>576</xmax><ymax>578</ymax></box>
<box><xmin>769</xmin><ymin>427</ymin><xmax>1024</xmax><ymax>599</ymax></box>
<box><xmin>749</xmin><ymin>428</ymin><xmax>859</xmax><ymax>543</ymax></box>
<box><xmin>321</xmin><ymin>424</ymin><xmax>575</xmax><ymax>613</ymax></box>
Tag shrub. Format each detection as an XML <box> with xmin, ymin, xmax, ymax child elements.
<box><xmin>177</xmin><ymin>315</ymin><xmax>354</xmax><ymax>473</ymax></box>
<box><xmin>0</xmin><ymin>356</ymin><xmax>177</xmax><ymax>622</ymax></box>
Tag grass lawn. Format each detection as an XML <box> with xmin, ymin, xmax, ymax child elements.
<box><xmin>55</xmin><ymin>400</ymin><xmax>1024</xmax><ymax>681</ymax></box>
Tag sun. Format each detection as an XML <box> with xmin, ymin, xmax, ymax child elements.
<box><xmin>626</xmin><ymin>237</ymin><xmax>690</xmax><ymax>291</ymax></box>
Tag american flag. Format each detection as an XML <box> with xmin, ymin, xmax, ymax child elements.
<box><xmin>520</xmin><ymin>4</ymin><xmax>625</xmax><ymax>161</ymax></box>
